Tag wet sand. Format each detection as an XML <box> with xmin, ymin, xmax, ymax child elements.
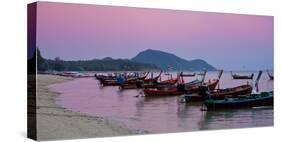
<box><xmin>36</xmin><ymin>75</ymin><xmax>134</xmax><ymax>141</ymax></box>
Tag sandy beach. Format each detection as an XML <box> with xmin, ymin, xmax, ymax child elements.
<box><xmin>36</xmin><ymin>75</ymin><xmax>134</xmax><ymax>141</ymax></box>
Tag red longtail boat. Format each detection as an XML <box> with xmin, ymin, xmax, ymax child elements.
<box><xmin>143</xmin><ymin>87</ymin><xmax>182</xmax><ymax>97</ymax></box>
<box><xmin>142</xmin><ymin>74</ymin><xmax>182</xmax><ymax>97</ymax></box>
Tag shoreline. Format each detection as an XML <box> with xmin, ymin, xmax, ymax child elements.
<box><xmin>36</xmin><ymin>75</ymin><xmax>138</xmax><ymax>141</ymax></box>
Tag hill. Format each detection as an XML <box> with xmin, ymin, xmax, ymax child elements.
<box><xmin>131</xmin><ymin>49</ymin><xmax>216</xmax><ymax>71</ymax></box>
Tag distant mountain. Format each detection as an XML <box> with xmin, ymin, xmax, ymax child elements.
<box><xmin>131</xmin><ymin>49</ymin><xmax>216</xmax><ymax>71</ymax></box>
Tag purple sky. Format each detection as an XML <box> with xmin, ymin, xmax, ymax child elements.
<box><xmin>36</xmin><ymin>2</ymin><xmax>273</xmax><ymax>70</ymax></box>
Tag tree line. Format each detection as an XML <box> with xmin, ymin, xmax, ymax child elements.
<box><xmin>34</xmin><ymin>48</ymin><xmax>160</xmax><ymax>71</ymax></box>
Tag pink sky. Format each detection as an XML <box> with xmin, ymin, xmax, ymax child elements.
<box><xmin>36</xmin><ymin>2</ymin><xmax>273</xmax><ymax>70</ymax></box>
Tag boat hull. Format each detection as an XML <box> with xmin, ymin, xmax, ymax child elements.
<box><xmin>204</xmin><ymin>94</ymin><xmax>273</xmax><ymax>110</ymax></box>
<box><xmin>119</xmin><ymin>84</ymin><xmax>138</xmax><ymax>89</ymax></box>
<box><xmin>208</xmin><ymin>85</ymin><xmax>252</xmax><ymax>100</ymax></box>
<box><xmin>232</xmin><ymin>74</ymin><xmax>254</xmax><ymax>80</ymax></box>
<box><xmin>100</xmin><ymin>80</ymin><xmax>118</xmax><ymax>86</ymax></box>
<box><xmin>143</xmin><ymin>88</ymin><xmax>183</xmax><ymax>97</ymax></box>
<box><xmin>185</xmin><ymin>80</ymin><xmax>218</xmax><ymax>94</ymax></box>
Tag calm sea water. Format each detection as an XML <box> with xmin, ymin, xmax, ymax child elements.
<box><xmin>49</xmin><ymin>71</ymin><xmax>273</xmax><ymax>133</ymax></box>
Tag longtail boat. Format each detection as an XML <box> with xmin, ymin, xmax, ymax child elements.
<box><xmin>157</xmin><ymin>78</ymin><xmax>178</xmax><ymax>86</ymax></box>
<box><xmin>180</xmin><ymin>72</ymin><xmax>196</xmax><ymax>77</ymax></box>
<box><xmin>204</xmin><ymin>85</ymin><xmax>252</xmax><ymax>100</ymax></box>
<box><xmin>94</xmin><ymin>73</ymin><xmax>119</xmax><ymax>86</ymax></box>
<box><xmin>267</xmin><ymin>70</ymin><xmax>273</xmax><ymax>80</ymax></box>
<box><xmin>141</xmin><ymin>74</ymin><xmax>178</xmax><ymax>89</ymax></box>
<box><xmin>142</xmin><ymin>71</ymin><xmax>207</xmax><ymax>97</ymax></box>
<box><xmin>179</xmin><ymin>70</ymin><xmax>262</xmax><ymax>102</ymax></box>
<box><xmin>185</xmin><ymin>70</ymin><xmax>222</xmax><ymax>94</ymax></box>
<box><xmin>142</xmin><ymin>74</ymin><xmax>181</xmax><ymax>97</ymax></box>
<box><xmin>136</xmin><ymin>72</ymin><xmax>162</xmax><ymax>88</ymax></box>
<box><xmin>143</xmin><ymin>87</ymin><xmax>183</xmax><ymax>97</ymax></box>
<box><xmin>96</xmin><ymin>72</ymin><xmax>141</xmax><ymax>86</ymax></box>
<box><xmin>100</xmin><ymin>79</ymin><xmax>119</xmax><ymax>86</ymax></box>
<box><xmin>231</xmin><ymin>71</ymin><xmax>254</xmax><ymax>79</ymax></box>
<box><xmin>118</xmin><ymin>72</ymin><xmax>149</xmax><ymax>89</ymax></box>
<box><xmin>174</xmin><ymin>71</ymin><xmax>207</xmax><ymax>94</ymax></box>
<box><xmin>94</xmin><ymin>74</ymin><xmax>117</xmax><ymax>81</ymax></box>
<box><xmin>56</xmin><ymin>72</ymin><xmax>95</xmax><ymax>78</ymax></box>
<box><xmin>203</xmin><ymin>91</ymin><xmax>273</xmax><ymax>110</ymax></box>
<box><xmin>119</xmin><ymin>71</ymin><xmax>176</xmax><ymax>90</ymax></box>
<box><xmin>187</xmin><ymin>84</ymin><xmax>252</xmax><ymax>102</ymax></box>
<box><xmin>206</xmin><ymin>70</ymin><xmax>262</xmax><ymax>100</ymax></box>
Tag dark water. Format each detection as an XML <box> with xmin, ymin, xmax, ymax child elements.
<box><xmin>49</xmin><ymin>71</ymin><xmax>273</xmax><ymax>133</ymax></box>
